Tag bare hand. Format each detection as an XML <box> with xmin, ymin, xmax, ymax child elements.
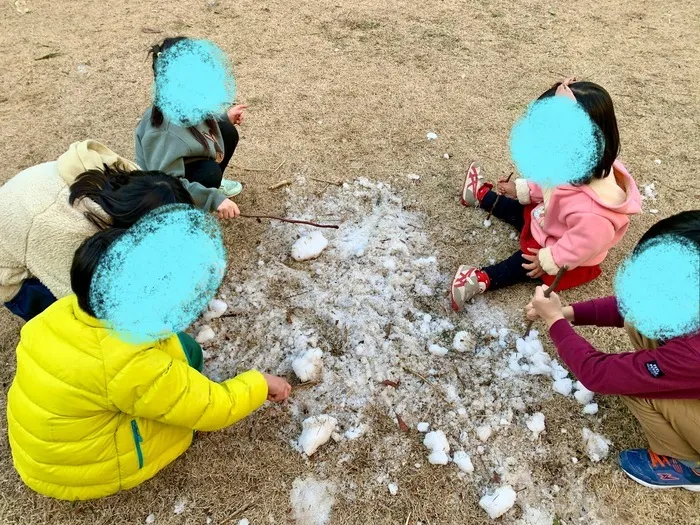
<box><xmin>227</xmin><ymin>104</ymin><xmax>248</xmax><ymax>125</ymax></box>
<box><xmin>525</xmin><ymin>301</ymin><xmax>539</xmax><ymax>321</ymax></box>
<box><xmin>497</xmin><ymin>177</ymin><xmax>517</xmax><ymax>199</ymax></box>
<box><xmin>263</xmin><ymin>373</ymin><xmax>292</xmax><ymax>402</ymax></box>
<box><xmin>217</xmin><ymin>199</ymin><xmax>240</xmax><ymax>219</ymax></box>
<box><xmin>521</xmin><ymin>247</ymin><xmax>545</xmax><ymax>278</ymax></box>
<box><xmin>531</xmin><ymin>286</ymin><xmax>565</xmax><ymax>326</ymax></box>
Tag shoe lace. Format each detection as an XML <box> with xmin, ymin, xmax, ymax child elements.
<box><xmin>454</xmin><ymin>269</ymin><xmax>474</xmax><ymax>288</ymax></box>
<box><xmin>465</xmin><ymin>166</ymin><xmax>479</xmax><ymax>196</ymax></box>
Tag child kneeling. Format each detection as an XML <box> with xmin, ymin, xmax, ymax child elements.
<box><xmin>7</xmin><ymin>228</ymin><xmax>291</xmax><ymax>501</ymax></box>
<box><xmin>527</xmin><ymin>211</ymin><xmax>700</xmax><ymax>491</ymax></box>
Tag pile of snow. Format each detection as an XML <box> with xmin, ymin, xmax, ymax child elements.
<box><xmin>424</xmin><ymin>430</ymin><xmax>450</xmax><ymax>465</ymax></box>
<box><xmin>195</xmin><ymin>325</ymin><xmax>216</xmax><ymax>344</ymax></box>
<box><xmin>428</xmin><ymin>343</ymin><xmax>449</xmax><ymax>356</ymax></box>
<box><xmin>290</xmin><ymin>477</ymin><xmax>336</xmax><ymax>525</ymax></box>
<box><xmin>582</xmin><ymin>428</ymin><xmax>611</xmax><ymax>462</ymax></box>
<box><xmin>525</xmin><ymin>413</ymin><xmax>546</xmax><ymax>438</ymax></box>
<box><xmin>200</xmin><ymin>177</ymin><xmax>611</xmax><ymax>523</ymax></box>
<box><xmin>583</xmin><ymin>403</ymin><xmax>599</xmax><ymax>415</ymax></box>
<box><xmin>574</xmin><ymin>381</ymin><xmax>594</xmax><ymax>405</ymax></box>
<box><xmin>479</xmin><ymin>485</ymin><xmax>517</xmax><ymax>519</ymax></box>
<box><xmin>292</xmin><ymin>231</ymin><xmax>329</xmax><ymax>261</ymax></box>
<box><xmin>426</xmin><ymin>131</ymin><xmax>438</xmax><ymax>140</ymax></box>
<box><xmin>388</xmin><ymin>483</ymin><xmax>399</xmax><ymax>496</ymax></box>
<box><xmin>172</xmin><ymin>498</ymin><xmax>186</xmax><ymax>515</ymax></box>
<box><xmin>203</xmin><ymin>298</ymin><xmax>228</xmax><ymax>321</ymax></box>
<box><xmin>416</xmin><ymin>422</ymin><xmax>430</xmax><ymax>432</ymax></box>
<box><xmin>642</xmin><ymin>182</ymin><xmax>657</xmax><ymax>201</ymax></box>
<box><xmin>299</xmin><ymin>415</ymin><xmax>337</xmax><ymax>456</ymax></box>
<box><xmin>292</xmin><ymin>348</ymin><xmax>324</xmax><ymax>382</ymax></box>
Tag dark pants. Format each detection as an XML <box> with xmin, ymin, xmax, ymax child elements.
<box><xmin>177</xmin><ymin>332</ymin><xmax>204</xmax><ymax>372</ymax></box>
<box><xmin>184</xmin><ymin>119</ymin><xmax>239</xmax><ymax>189</ymax></box>
<box><xmin>478</xmin><ymin>190</ymin><xmax>533</xmax><ymax>290</ymax></box>
<box><xmin>4</xmin><ymin>278</ymin><xmax>57</xmax><ymax>322</ymax></box>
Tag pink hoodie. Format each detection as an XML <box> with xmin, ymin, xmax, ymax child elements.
<box><xmin>514</xmin><ymin>160</ymin><xmax>642</xmax><ymax>275</ymax></box>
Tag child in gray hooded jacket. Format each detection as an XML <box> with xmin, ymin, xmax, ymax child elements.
<box><xmin>135</xmin><ymin>36</ymin><xmax>246</xmax><ymax>220</ymax></box>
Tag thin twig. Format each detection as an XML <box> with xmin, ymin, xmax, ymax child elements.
<box><xmin>486</xmin><ymin>172</ymin><xmax>513</xmax><ymax>222</ymax></box>
<box><xmin>268</xmin><ymin>179</ymin><xmax>292</xmax><ymax>190</ymax></box>
<box><xmin>522</xmin><ymin>265</ymin><xmax>569</xmax><ymax>338</ymax></box>
<box><xmin>240</xmin><ymin>214</ymin><xmax>339</xmax><ymax>229</ymax></box>
<box><xmin>405</xmin><ymin>511</ymin><xmax>412</xmax><ymax>525</ymax></box>
<box><xmin>655</xmin><ymin>178</ymin><xmax>700</xmax><ymax>193</ymax></box>
<box><xmin>232</xmin><ymin>161</ymin><xmax>283</xmax><ymax>172</ymax></box>
<box><xmin>403</xmin><ymin>367</ymin><xmax>454</xmax><ymax>406</ymax></box>
<box><xmin>219</xmin><ymin>502</ymin><xmax>254</xmax><ymax>524</ymax></box>
<box><xmin>310</xmin><ymin>177</ymin><xmax>343</xmax><ymax>187</ymax></box>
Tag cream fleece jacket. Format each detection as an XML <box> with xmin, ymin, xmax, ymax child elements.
<box><xmin>0</xmin><ymin>141</ymin><xmax>138</xmax><ymax>302</ymax></box>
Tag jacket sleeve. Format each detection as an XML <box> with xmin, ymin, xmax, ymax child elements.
<box><xmin>139</xmin><ymin>130</ymin><xmax>190</xmax><ymax>177</ymax></box>
<box><xmin>549</xmin><ymin>319</ymin><xmax>700</xmax><ymax>398</ymax></box>
<box><xmin>571</xmin><ymin>296</ymin><xmax>625</xmax><ymax>327</ymax></box>
<box><xmin>538</xmin><ymin>212</ymin><xmax>615</xmax><ymax>274</ymax></box>
<box><xmin>180</xmin><ymin>179</ymin><xmax>227</xmax><ymax>213</ymax></box>
<box><xmin>514</xmin><ymin>179</ymin><xmax>544</xmax><ymax>205</ymax></box>
<box><xmin>107</xmin><ymin>348</ymin><xmax>268</xmax><ymax>431</ymax></box>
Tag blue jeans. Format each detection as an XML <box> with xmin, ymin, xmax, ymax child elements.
<box><xmin>4</xmin><ymin>278</ymin><xmax>57</xmax><ymax>321</ymax></box>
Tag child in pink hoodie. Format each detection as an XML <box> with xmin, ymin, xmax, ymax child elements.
<box><xmin>451</xmin><ymin>80</ymin><xmax>642</xmax><ymax>312</ymax></box>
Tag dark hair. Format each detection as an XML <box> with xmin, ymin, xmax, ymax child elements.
<box><xmin>635</xmin><ymin>210</ymin><xmax>700</xmax><ymax>254</ymax></box>
<box><xmin>71</xmin><ymin>228</ymin><xmax>126</xmax><ymax>317</ymax></box>
<box><xmin>69</xmin><ymin>165</ymin><xmax>194</xmax><ymax>229</ymax></box>
<box><xmin>148</xmin><ymin>36</ymin><xmax>222</xmax><ymax>156</ymax></box>
<box><xmin>538</xmin><ymin>81</ymin><xmax>620</xmax><ymax>183</ymax></box>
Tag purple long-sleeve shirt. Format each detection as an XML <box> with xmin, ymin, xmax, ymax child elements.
<box><xmin>549</xmin><ymin>296</ymin><xmax>700</xmax><ymax>399</ymax></box>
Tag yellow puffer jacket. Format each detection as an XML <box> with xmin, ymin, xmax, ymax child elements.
<box><xmin>7</xmin><ymin>296</ymin><xmax>268</xmax><ymax>501</ymax></box>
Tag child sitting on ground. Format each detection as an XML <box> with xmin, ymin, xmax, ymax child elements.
<box><xmin>527</xmin><ymin>210</ymin><xmax>700</xmax><ymax>491</ymax></box>
<box><xmin>451</xmin><ymin>79</ymin><xmax>642</xmax><ymax>311</ymax></box>
<box><xmin>7</xmin><ymin>226</ymin><xmax>291</xmax><ymax>500</ymax></box>
<box><xmin>135</xmin><ymin>36</ymin><xmax>246</xmax><ymax>220</ymax></box>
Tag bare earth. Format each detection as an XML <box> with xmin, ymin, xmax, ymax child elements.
<box><xmin>1</xmin><ymin>0</ymin><xmax>699</xmax><ymax>524</ymax></box>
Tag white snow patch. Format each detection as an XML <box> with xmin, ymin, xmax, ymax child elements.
<box><xmin>453</xmin><ymin>451</ymin><xmax>474</xmax><ymax>473</ymax></box>
<box><xmin>417</xmin><ymin>422</ymin><xmax>430</xmax><ymax>433</ymax></box>
<box><xmin>518</xmin><ymin>506</ymin><xmax>554</xmax><ymax>525</ymax></box>
<box><xmin>299</xmin><ymin>415</ymin><xmax>337</xmax><ymax>456</ymax></box>
<box><xmin>343</xmin><ymin>425</ymin><xmax>366</xmax><ymax>440</ymax></box>
<box><xmin>173</xmin><ymin>498</ymin><xmax>187</xmax><ymax>515</ymax></box>
<box><xmin>423</xmin><ymin>430</ymin><xmax>450</xmax><ymax>465</ymax></box>
<box><xmin>428</xmin><ymin>343</ymin><xmax>449</xmax><ymax>356</ymax></box>
<box><xmin>574</xmin><ymin>381</ymin><xmax>595</xmax><ymax>405</ymax></box>
<box><xmin>426</xmin><ymin>132</ymin><xmax>438</xmax><ymax>140</ymax></box>
<box><xmin>583</xmin><ymin>403</ymin><xmax>599</xmax><ymax>415</ymax></box>
<box><xmin>292</xmin><ymin>348</ymin><xmax>324</xmax><ymax>382</ymax></box>
<box><xmin>453</xmin><ymin>331</ymin><xmax>474</xmax><ymax>352</ymax></box>
<box><xmin>406</xmin><ymin>173</ymin><xmax>421</xmax><ymax>180</ymax></box>
<box><xmin>290</xmin><ymin>477</ymin><xmax>335</xmax><ymax>525</ymax></box>
<box><xmin>582</xmin><ymin>428</ymin><xmax>611</xmax><ymax>462</ymax></box>
<box><xmin>292</xmin><ymin>231</ymin><xmax>329</xmax><ymax>261</ymax></box>
<box><xmin>145</xmin><ymin>514</ymin><xmax>155</xmax><ymax>524</ymax></box>
<box><xmin>483</xmin><ymin>218</ymin><xmax>492</xmax><ymax>228</ymax></box>
<box><xmin>526</xmin><ymin>412</ymin><xmax>546</xmax><ymax>437</ymax></box>
<box><xmin>642</xmin><ymin>183</ymin><xmax>657</xmax><ymax>201</ymax></box>
<box><xmin>203</xmin><ymin>298</ymin><xmax>228</xmax><ymax>321</ymax></box>
<box><xmin>388</xmin><ymin>483</ymin><xmax>399</xmax><ymax>496</ymax></box>
<box><xmin>238</xmin><ymin>520</ymin><xmax>250</xmax><ymax>525</ymax></box>
<box><xmin>195</xmin><ymin>325</ymin><xmax>215</xmax><ymax>344</ymax></box>
<box><xmin>479</xmin><ymin>485</ymin><xmax>517</xmax><ymax>519</ymax></box>
<box><xmin>552</xmin><ymin>377</ymin><xmax>573</xmax><ymax>396</ymax></box>
<box><xmin>476</xmin><ymin>425</ymin><xmax>492</xmax><ymax>442</ymax></box>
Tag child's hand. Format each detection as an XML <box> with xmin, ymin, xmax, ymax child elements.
<box><xmin>217</xmin><ymin>199</ymin><xmax>240</xmax><ymax>219</ymax></box>
<box><xmin>263</xmin><ymin>373</ymin><xmax>292</xmax><ymax>402</ymax></box>
<box><xmin>531</xmin><ymin>285</ymin><xmax>565</xmax><ymax>327</ymax></box>
<box><xmin>497</xmin><ymin>178</ymin><xmax>517</xmax><ymax>199</ymax></box>
<box><xmin>227</xmin><ymin>104</ymin><xmax>248</xmax><ymax>125</ymax></box>
<box><xmin>525</xmin><ymin>301</ymin><xmax>539</xmax><ymax>321</ymax></box>
<box><xmin>521</xmin><ymin>247</ymin><xmax>545</xmax><ymax>278</ymax></box>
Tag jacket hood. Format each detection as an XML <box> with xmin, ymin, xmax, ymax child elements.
<box><xmin>56</xmin><ymin>140</ymin><xmax>139</xmax><ymax>185</ymax></box>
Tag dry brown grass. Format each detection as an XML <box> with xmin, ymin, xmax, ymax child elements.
<box><xmin>1</xmin><ymin>0</ymin><xmax>699</xmax><ymax>523</ymax></box>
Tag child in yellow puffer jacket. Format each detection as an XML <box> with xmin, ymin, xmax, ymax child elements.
<box><xmin>7</xmin><ymin>227</ymin><xmax>291</xmax><ymax>501</ymax></box>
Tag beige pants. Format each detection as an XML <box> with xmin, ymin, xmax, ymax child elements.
<box><xmin>622</xmin><ymin>323</ymin><xmax>700</xmax><ymax>463</ymax></box>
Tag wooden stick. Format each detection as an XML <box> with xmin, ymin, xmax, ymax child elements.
<box><xmin>486</xmin><ymin>172</ymin><xmax>513</xmax><ymax>222</ymax></box>
<box><xmin>268</xmin><ymin>179</ymin><xmax>292</xmax><ymax>190</ymax></box>
<box><xmin>522</xmin><ymin>265</ymin><xmax>569</xmax><ymax>338</ymax></box>
<box><xmin>240</xmin><ymin>214</ymin><xmax>339</xmax><ymax>229</ymax></box>
<box><xmin>232</xmin><ymin>160</ymin><xmax>284</xmax><ymax>172</ymax></box>
<box><xmin>403</xmin><ymin>366</ymin><xmax>454</xmax><ymax>406</ymax></box>
<box><xmin>310</xmin><ymin>177</ymin><xmax>343</xmax><ymax>187</ymax></box>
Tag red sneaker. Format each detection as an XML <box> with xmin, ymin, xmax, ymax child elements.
<box><xmin>450</xmin><ymin>265</ymin><xmax>490</xmax><ymax>312</ymax></box>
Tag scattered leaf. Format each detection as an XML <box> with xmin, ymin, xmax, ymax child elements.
<box><xmin>396</xmin><ymin>413</ymin><xmax>409</xmax><ymax>432</ymax></box>
<box><xmin>380</xmin><ymin>380</ymin><xmax>400</xmax><ymax>389</ymax></box>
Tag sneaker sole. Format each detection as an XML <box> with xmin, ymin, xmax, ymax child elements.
<box><xmin>622</xmin><ymin>469</ymin><xmax>700</xmax><ymax>492</ymax></box>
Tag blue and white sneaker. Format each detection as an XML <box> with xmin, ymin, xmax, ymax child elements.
<box><xmin>619</xmin><ymin>449</ymin><xmax>700</xmax><ymax>491</ymax></box>
<box><xmin>219</xmin><ymin>179</ymin><xmax>243</xmax><ymax>197</ymax></box>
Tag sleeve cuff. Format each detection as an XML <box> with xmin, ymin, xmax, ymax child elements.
<box><xmin>233</xmin><ymin>370</ymin><xmax>269</xmax><ymax>411</ymax></box>
<box><xmin>538</xmin><ymin>246</ymin><xmax>560</xmax><ymax>275</ymax></box>
<box><xmin>515</xmin><ymin>178</ymin><xmax>531</xmax><ymax>205</ymax></box>
<box><xmin>211</xmin><ymin>192</ymin><xmax>227</xmax><ymax>211</ymax></box>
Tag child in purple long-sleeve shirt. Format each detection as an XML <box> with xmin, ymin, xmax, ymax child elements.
<box><xmin>526</xmin><ymin>210</ymin><xmax>700</xmax><ymax>491</ymax></box>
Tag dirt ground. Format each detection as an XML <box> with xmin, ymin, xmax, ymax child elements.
<box><xmin>1</xmin><ymin>0</ymin><xmax>699</xmax><ymax>523</ymax></box>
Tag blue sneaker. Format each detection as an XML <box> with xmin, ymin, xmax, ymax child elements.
<box><xmin>619</xmin><ymin>449</ymin><xmax>700</xmax><ymax>491</ymax></box>
<box><xmin>219</xmin><ymin>180</ymin><xmax>243</xmax><ymax>197</ymax></box>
